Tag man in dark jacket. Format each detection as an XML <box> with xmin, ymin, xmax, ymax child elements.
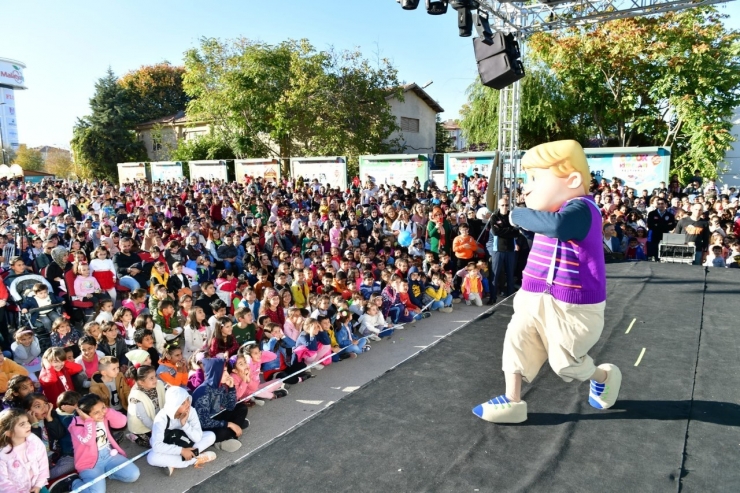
<box><xmin>486</xmin><ymin>200</ymin><xmax>519</xmax><ymax>305</ymax></box>
<box><xmin>646</xmin><ymin>198</ymin><xmax>677</xmax><ymax>260</ymax></box>
<box><xmin>195</xmin><ymin>282</ymin><xmax>220</xmax><ymax>320</ymax></box>
<box><xmin>216</xmin><ymin>235</ymin><xmax>241</xmax><ymax>273</ymax></box>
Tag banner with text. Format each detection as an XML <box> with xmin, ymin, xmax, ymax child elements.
<box><xmin>291</xmin><ymin>156</ymin><xmax>347</xmax><ymax>190</ymax></box>
<box><xmin>444</xmin><ymin>152</ymin><xmax>498</xmax><ymax>190</ymax></box>
<box><xmin>585</xmin><ymin>147</ymin><xmax>671</xmax><ymax>192</ymax></box>
<box><xmin>235</xmin><ymin>159</ymin><xmax>281</xmax><ymax>183</ymax></box>
<box><xmin>359</xmin><ymin>154</ymin><xmax>429</xmax><ymax>188</ymax></box>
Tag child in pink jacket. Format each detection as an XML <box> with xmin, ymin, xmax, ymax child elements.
<box><xmin>0</xmin><ymin>408</ymin><xmax>50</xmax><ymax>493</ymax></box>
<box><xmin>69</xmin><ymin>394</ymin><xmax>140</xmax><ymax>493</ymax></box>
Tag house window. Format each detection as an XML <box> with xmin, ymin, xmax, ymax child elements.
<box><xmin>400</xmin><ymin>117</ymin><xmax>420</xmax><ymax>133</ymax></box>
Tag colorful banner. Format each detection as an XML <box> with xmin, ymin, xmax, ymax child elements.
<box><xmin>117</xmin><ymin>162</ymin><xmax>148</xmax><ymax>185</ymax></box>
<box><xmin>291</xmin><ymin>156</ymin><xmax>347</xmax><ymax>190</ymax></box>
<box><xmin>189</xmin><ymin>160</ymin><xmax>228</xmax><ymax>182</ymax></box>
<box><xmin>584</xmin><ymin>147</ymin><xmax>671</xmax><ymax>192</ymax></box>
<box><xmin>235</xmin><ymin>159</ymin><xmax>281</xmax><ymax>184</ymax></box>
<box><xmin>0</xmin><ymin>87</ymin><xmax>19</xmax><ymax>151</ymax></box>
<box><xmin>444</xmin><ymin>152</ymin><xmax>497</xmax><ymax>190</ymax></box>
<box><xmin>359</xmin><ymin>154</ymin><xmax>429</xmax><ymax>188</ymax></box>
<box><xmin>150</xmin><ymin>161</ymin><xmax>183</xmax><ymax>182</ymax></box>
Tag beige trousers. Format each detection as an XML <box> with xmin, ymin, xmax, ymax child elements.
<box><xmin>502</xmin><ymin>290</ymin><xmax>605</xmax><ymax>383</ymax></box>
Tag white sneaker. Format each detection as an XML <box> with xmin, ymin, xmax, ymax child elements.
<box><xmin>472</xmin><ymin>395</ymin><xmax>527</xmax><ymax>423</ymax></box>
<box><xmin>368</xmin><ymin>335</ymin><xmax>381</xmax><ymax>342</ymax></box>
<box><xmin>194</xmin><ymin>451</ymin><xmax>217</xmax><ymax>468</ymax></box>
<box><xmin>252</xmin><ymin>398</ymin><xmax>265</xmax><ymax>407</ymax></box>
<box><xmin>588</xmin><ymin>364</ymin><xmax>622</xmax><ymax>410</ymax></box>
<box><xmin>217</xmin><ymin>439</ymin><xmax>242</xmax><ymax>452</ymax></box>
<box><xmin>440</xmin><ymin>307</ymin><xmax>453</xmax><ymax>313</ymax></box>
<box><xmin>313</xmin><ymin>364</ymin><xmax>325</xmax><ymax>370</ymax></box>
<box><xmin>465</xmin><ymin>300</ymin><xmax>471</xmax><ymax>306</ymax></box>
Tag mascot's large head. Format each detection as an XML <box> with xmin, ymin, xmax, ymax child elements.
<box><xmin>520</xmin><ymin>140</ymin><xmax>590</xmax><ymax>212</ymax></box>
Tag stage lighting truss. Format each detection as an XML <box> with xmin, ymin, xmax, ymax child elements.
<box><xmin>476</xmin><ymin>0</ymin><xmax>733</xmax><ymax>36</ymax></box>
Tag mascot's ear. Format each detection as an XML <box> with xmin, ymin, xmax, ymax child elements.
<box><xmin>565</xmin><ymin>171</ymin><xmax>583</xmax><ymax>191</ymax></box>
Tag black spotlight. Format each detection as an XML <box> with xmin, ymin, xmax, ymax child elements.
<box><xmin>473</xmin><ymin>33</ymin><xmax>525</xmax><ymax>90</ymax></box>
<box><xmin>474</xmin><ymin>10</ymin><xmax>494</xmax><ymax>45</ymax></box>
<box><xmin>450</xmin><ymin>0</ymin><xmax>479</xmax><ymax>8</ymax></box>
<box><xmin>426</xmin><ymin>0</ymin><xmax>449</xmax><ymax>15</ymax></box>
<box><xmin>398</xmin><ymin>0</ymin><xmax>421</xmax><ymax>9</ymax></box>
<box><xmin>458</xmin><ymin>8</ymin><xmax>473</xmax><ymax>37</ymax></box>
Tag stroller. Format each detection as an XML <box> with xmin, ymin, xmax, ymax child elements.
<box><xmin>8</xmin><ymin>274</ymin><xmax>64</xmax><ymax>354</ymax></box>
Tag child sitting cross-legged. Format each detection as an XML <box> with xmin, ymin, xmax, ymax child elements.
<box><xmin>147</xmin><ymin>386</ymin><xmax>217</xmax><ymax>476</ymax></box>
<box><xmin>125</xmin><ymin>365</ymin><xmax>165</xmax><ymax>448</ymax></box>
<box><xmin>230</xmin><ymin>345</ymin><xmax>286</xmax><ymax>407</ymax></box>
<box><xmin>294</xmin><ymin>317</ymin><xmax>334</xmax><ymax>370</ymax></box>
<box><xmin>10</xmin><ymin>329</ymin><xmax>42</xmax><ymax>381</ymax></box>
<box><xmin>89</xmin><ymin>356</ymin><xmax>131</xmax><ymax>442</ymax></box>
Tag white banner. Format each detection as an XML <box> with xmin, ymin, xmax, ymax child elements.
<box><xmin>117</xmin><ymin>162</ymin><xmax>147</xmax><ymax>185</ymax></box>
<box><xmin>234</xmin><ymin>159</ymin><xmax>281</xmax><ymax>183</ymax></box>
<box><xmin>0</xmin><ymin>87</ymin><xmax>19</xmax><ymax>151</ymax></box>
<box><xmin>359</xmin><ymin>154</ymin><xmax>429</xmax><ymax>188</ymax></box>
<box><xmin>189</xmin><ymin>160</ymin><xmax>228</xmax><ymax>182</ymax></box>
<box><xmin>150</xmin><ymin>161</ymin><xmax>183</xmax><ymax>182</ymax></box>
<box><xmin>291</xmin><ymin>156</ymin><xmax>347</xmax><ymax>190</ymax></box>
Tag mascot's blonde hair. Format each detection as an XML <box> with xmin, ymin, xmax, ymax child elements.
<box><xmin>521</xmin><ymin>140</ymin><xmax>590</xmax><ymax>195</ymax></box>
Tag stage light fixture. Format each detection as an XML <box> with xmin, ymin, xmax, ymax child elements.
<box><xmin>474</xmin><ymin>10</ymin><xmax>494</xmax><ymax>44</ymax></box>
<box><xmin>397</xmin><ymin>0</ymin><xmax>421</xmax><ymax>10</ymax></box>
<box><xmin>426</xmin><ymin>0</ymin><xmax>449</xmax><ymax>15</ymax></box>
<box><xmin>450</xmin><ymin>0</ymin><xmax>479</xmax><ymax>8</ymax></box>
<box><xmin>458</xmin><ymin>7</ymin><xmax>473</xmax><ymax>37</ymax></box>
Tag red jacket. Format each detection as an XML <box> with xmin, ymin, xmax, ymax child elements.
<box><xmin>398</xmin><ymin>292</ymin><xmax>420</xmax><ymax>312</ymax></box>
<box><xmin>39</xmin><ymin>360</ymin><xmax>83</xmax><ymax>407</ymax></box>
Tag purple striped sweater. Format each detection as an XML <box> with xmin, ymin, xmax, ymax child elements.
<box><xmin>521</xmin><ymin>196</ymin><xmax>606</xmax><ymax>304</ymax></box>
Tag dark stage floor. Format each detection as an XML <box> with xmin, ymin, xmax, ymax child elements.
<box><xmin>190</xmin><ymin>263</ymin><xmax>739</xmax><ymax>493</ymax></box>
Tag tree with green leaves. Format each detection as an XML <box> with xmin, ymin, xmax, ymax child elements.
<box><xmin>459</xmin><ymin>67</ymin><xmax>588</xmax><ymax>152</ymax></box>
<box><xmin>119</xmin><ymin>62</ymin><xmax>190</xmax><ymax>124</ymax></box>
<box><xmin>71</xmin><ymin>68</ymin><xmax>147</xmax><ymax>179</ymax></box>
<box><xmin>182</xmin><ymin>38</ymin><xmax>402</xmax><ymax>174</ymax></box>
<box><xmin>13</xmin><ymin>145</ymin><xmax>44</xmax><ymax>171</ymax></box>
<box><xmin>528</xmin><ymin>6</ymin><xmax>740</xmax><ymax>181</ymax></box>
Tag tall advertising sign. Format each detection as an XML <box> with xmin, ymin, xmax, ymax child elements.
<box><xmin>0</xmin><ymin>58</ymin><xmax>26</xmax><ymax>153</ymax></box>
<box><xmin>290</xmin><ymin>156</ymin><xmax>347</xmax><ymax>190</ymax></box>
<box><xmin>358</xmin><ymin>154</ymin><xmax>429</xmax><ymax>188</ymax></box>
<box><xmin>235</xmin><ymin>159</ymin><xmax>281</xmax><ymax>184</ymax></box>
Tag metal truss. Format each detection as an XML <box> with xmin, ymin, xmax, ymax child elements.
<box><xmin>477</xmin><ymin>0</ymin><xmax>734</xmax><ymax>35</ymax></box>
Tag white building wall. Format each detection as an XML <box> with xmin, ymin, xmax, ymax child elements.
<box><xmin>385</xmin><ymin>91</ymin><xmax>437</xmax><ymax>154</ymax></box>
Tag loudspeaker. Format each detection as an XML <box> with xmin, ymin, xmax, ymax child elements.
<box><xmin>477</xmin><ymin>52</ymin><xmax>525</xmax><ymax>89</ymax></box>
<box><xmin>473</xmin><ymin>33</ymin><xmax>519</xmax><ymax>62</ymax></box>
<box><xmin>426</xmin><ymin>0</ymin><xmax>449</xmax><ymax>15</ymax></box>
<box><xmin>458</xmin><ymin>8</ymin><xmax>473</xmax><ymax>36</ymax></box>
<box><xmin>400</xmin><ymin>0</ymin><xmax>420</xmax><ymax>9</ymax></box>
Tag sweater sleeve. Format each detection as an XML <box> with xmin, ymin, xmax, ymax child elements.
<box><xmin>134</xmin><ymin>401</ymin><xmax>155</xmax><ymax>430</ymax></box>
<box><xmin>510</xmin><ymin>200</ymin><xmax>593</xmax><ymax>242</ymax></box>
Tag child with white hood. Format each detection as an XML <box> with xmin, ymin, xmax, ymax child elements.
<box><xmin>147</xmin><ymin>386</ymin><xmax>217</xmax><ymax>475</ymax></box>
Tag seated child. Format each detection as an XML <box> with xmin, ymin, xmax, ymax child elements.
<box><xmin>156</xmin><ymin>342</ymin><xmax>189</xmax><ymax>389</ymax></box>
<box><xmin>69</xmin><ymin>394</ymin><xmax>140</xmax><ymax>492</ymax></box>
<box><xmin>423</xmin><ymin>272</ymin><xmax>454</xmax><ymax>313</ymax></box>
<box><xmin>126</xmin><ymin>365</ymin><xmax>166</xmax><ymax>448</ymax></box>
<box><xmin>134</xmin><ymin>329</ymin><xmax>160</xmax><ymax>371</ymax></box>
<box><xmin>95</xmin><ymin>299</ymin><xmax>115</xmax><ymax>325</ymax></box>
<box><xmin>11</xmin><ymin>329</ymin><xmax>42</xmax><ymax>381</ymax></box>
<box><xmin>152</xmin><ymin>300</ymin><xmax>184</xmax><ymax>353</ymax></box>
<box><xmin>49</xmin><ymin>318</ymin><xmax>82</xmax><ymax>359</ymax></box>
<box><xmin>208</xmin><ymin>316</ymin><xmax>239</xmax><ymax>359</ymax></box>
<box><xmin>233</xmin><ymin>307</ymin><xmax>257</xmax><ymax>346</ymax></box>
<box><xmin>20</xmin><ymin>282</ymin><xmax>63</xmax><ymax>333</ymax></box>
<box><xmin>192</xmin><ymin>358</ymin><xmax>249</xmax><ymax>453</ymax></box>
<box><xmin>89</xmin><ymin>356</ymin><xmax>131</xmax><ymax>441</ymax></box>
<box><xmin>2</xmin><ymin>375</ymin><xmax>35</xmax><ymax>410</ymax></box>
<box><xmin>75</xmin><ymin>335</ymin><xmax>107</xmax><ymax>389</ymax></box>
<box><xmin>112</xmin><ymin>307</ymin><xmax>135</xmax><ymax>346</ymax></box>
<box><xmin>230</xmin><ymin>347</ymin><xmax>285</xmax><ymax>405</ymax></box>
<box><xmin>294</xmin><ymin>318</ymin><xmax>333</xmax><ymax>369</ymax></box>
<box><xmin>0</xmin><ymin>408</ymin><xmax>50</xmax><ymax>493</ymax></box>
<box><xmin>23</xmin><ymin>392</ymin><xmax>77</xmax><ymax>479</ymax></box>
<box><xmin>335</xmin><ymin>309</ymin><xmax>368</xmax><ymax>357</ymax></box>
<box><xmin>147</xmin><ymin>386</ymin><xmax>217</xmax><ymax>474</ymax></box>
<box><xmin>461</xmin><ymin>264</ymin><xmax>484</xmax><ymax>307</ymax></box>
<box><xmin>184</xmin><ymin>307</ymin><xmax>209</xmax><ymax>361</ymax></box>
<box><xmin>122</xmin><ymin>288</ymin><xmax>148</xmax><ymax>319</ymax></box>
<box><xmin>358</xmin><ymin>296</ymin><xmax>393</xmax><ymax>342</ymax></box>
<box><xmin>39</xmin><ymin>347</ymin><xmax>85</xmax><ymax>407</ymax></box>
<box><xmin>97</xmin><ymin>322</ymin><xmax>129</xmax><ymax>370</ymax></box>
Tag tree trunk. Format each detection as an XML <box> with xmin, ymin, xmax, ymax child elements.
<box><xmin>279</xmin><ymin>134</ymin><xmax>291</xmax><ymax>178</ymax></box>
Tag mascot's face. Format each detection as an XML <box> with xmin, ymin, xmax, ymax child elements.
<box><xmin>521</xmin><ymin>167</ymin><xmax>585</xmax><ymax>213</ymax></box>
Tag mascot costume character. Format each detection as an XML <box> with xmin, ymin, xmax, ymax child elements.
<box><xmin>473</xmin><ymin>140</ymin><xmax>621</xmax><ymax>423</ymax></box>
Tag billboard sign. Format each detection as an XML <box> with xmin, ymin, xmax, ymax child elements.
<box><xmin>0</xmin><ymin>58</ymin><xmax>26</xmax><ymax>90</ymax></box>
<box><xmin>234</xmin><ymin>158</ymin><xmax>281</xmax><ymax>184</ymax></box>
<box><xmin>291</xmin><ymin>156</ymin><xmax>347</xmax><ymax>190</ymax></box>
<box><xmin>117</xmin><ymin>162</ymin><xmax>148</xmax><ymax>185</ymax></box>
<box><xmin>584</xmin><ymin>147</ymin><xmax>671</xmax><ymax>193</ymax></box>
<box><xmin>358</xmin><ymin>154</ymin><xmax>429</xmax><ymax>188</ymax></box>
<box><xmin>189</xmin><ymin>160</ymin><xmax>228</xmax><ymax>182</ymax></box>
<box><xmin>150</xmin><ymin>161</ymin><xmax>184</xmax><ymax>182</ymax></box>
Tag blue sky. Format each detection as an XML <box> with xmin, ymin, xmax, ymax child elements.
<box><xmin>4</xmin><ymin>0</ymin><xmax>740</xmax><ymax>149</ymax></box>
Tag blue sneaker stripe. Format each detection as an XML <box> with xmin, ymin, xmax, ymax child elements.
<box><xmin>588</xmin><ymin>396</ymin><xmax>605</xmax><ymax>409</ymax></box>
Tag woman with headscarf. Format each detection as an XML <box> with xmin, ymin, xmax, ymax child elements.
<box><xmin>426</xmin><ymin>206</ymin><xmax>454</xmax><ymax>257</ymax></box>
<box><xmin>47</xmin><ymin>246</ymin><xmax>72</xmax><ymax>294</ymax></box>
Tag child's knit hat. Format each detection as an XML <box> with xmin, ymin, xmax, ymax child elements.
<box><xmin>126</xmin><ymin>349</ymin><xmax>150</xmax><ymax>368</ymax></box>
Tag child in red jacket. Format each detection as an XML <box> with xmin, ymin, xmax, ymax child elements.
<box><xmin>39</xmin><ymin>347</ymin><xmax>86</xmax><ymax>407</ymax></box>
